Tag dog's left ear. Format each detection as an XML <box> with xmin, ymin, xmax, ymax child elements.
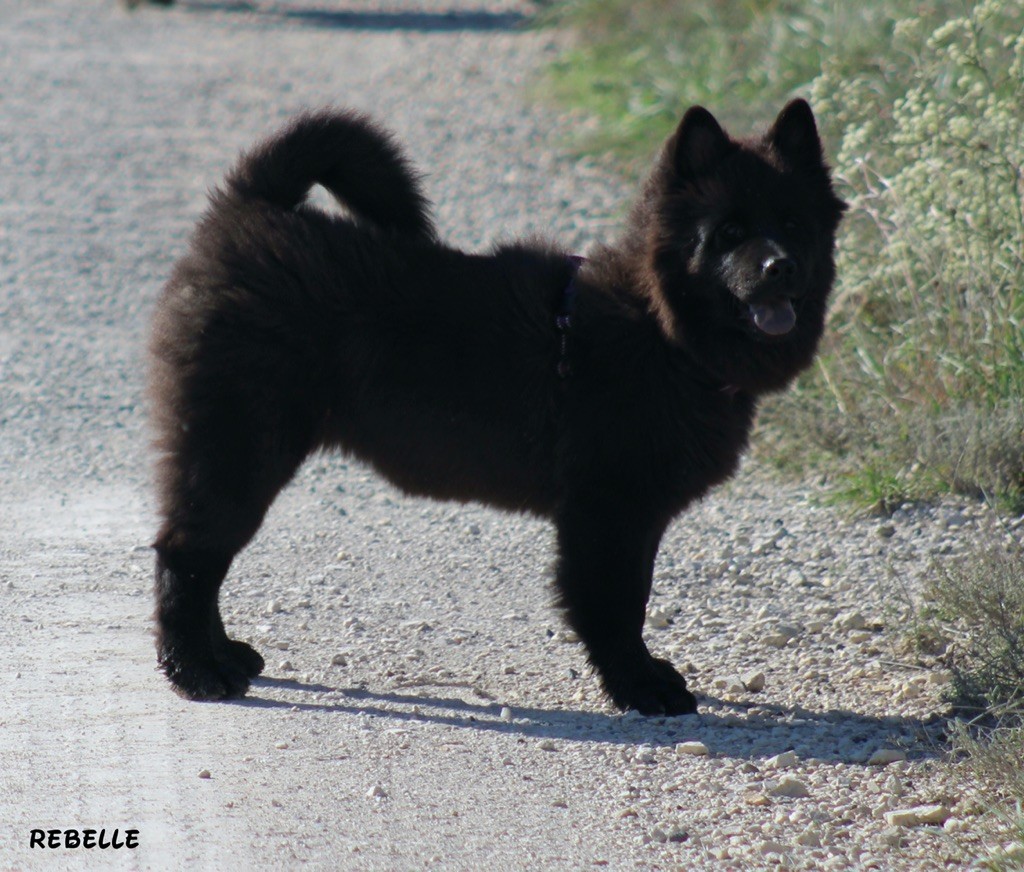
<box><xmin>767</xmin><ymin>99</ymin><xmax>825</xmax><ymax>168</ymax></box>
<box><xmin>671</xmin><ymin>106</ymin><xmax>732</xmax><ymax>178</ymax></box>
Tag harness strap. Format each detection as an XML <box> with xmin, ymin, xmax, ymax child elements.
<box><xmin>556</xmin><ymin>255</ymin><xmax>585</xmax><ymax>378</ymax></box>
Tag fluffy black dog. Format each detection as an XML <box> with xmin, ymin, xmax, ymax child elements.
<box><xmin>150</xmin><ymin>101</ymin><xmax>844</xmax><ymax>714</ymax></box>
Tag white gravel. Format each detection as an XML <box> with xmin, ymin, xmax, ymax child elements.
<box><xmin>0</xmin><ymin>0</ymin><xmax>1020</xmax><ymax>869</ymax></box>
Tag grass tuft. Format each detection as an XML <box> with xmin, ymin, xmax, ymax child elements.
<box><xmin>922</xmin><ymin>544</ymin><xmax>1024</xmax><ymax>716</ymax></box>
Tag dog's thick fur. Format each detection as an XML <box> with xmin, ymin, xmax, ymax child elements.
<box><xmin>150</xmin><ymin>102</ymin><xmax>845</xmax><ymax>714</ymax></box>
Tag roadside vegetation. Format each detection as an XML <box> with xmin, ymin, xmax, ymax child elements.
<box><xmin>915</xmin><ymin>543</ymin><xmax>1024</xmax><ymax>868</ymax></box>
<box><xmin>540</xmin><ymin>0</ymin><xmax>1024</xmax><ymax>861</ymax></box>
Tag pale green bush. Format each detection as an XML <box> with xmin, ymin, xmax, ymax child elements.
<box><xmin>806</xmin><ymin>2</ymin><xmax>1024</xmax><ymax>501</ymax></box>
<box><xmin>761</xmin><ymin>1</ymin><xmax>1024</xmax><ymax>506</ymax></box>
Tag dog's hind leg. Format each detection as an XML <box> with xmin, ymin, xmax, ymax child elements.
<box><xmin>554</xmin><ymin>497</ymin><xmax>697</xmax><ymax>716</ymax></box>
<box><xmin>153</xmin><ymin>396</ymin><xmax>313</xmax><ymax>700</ymax></box>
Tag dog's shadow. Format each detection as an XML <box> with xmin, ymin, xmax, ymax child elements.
<box><xmin>229</xmin><ymin>676</ymin><xmax>949</xmax><ymax>765</ymax></box>
<box><xmin>173</xmin><ymin>1</ymin><xmax>527</xmax><ymax>33</ymax></box>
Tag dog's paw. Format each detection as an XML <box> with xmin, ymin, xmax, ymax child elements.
<box><xmin>158</xmin><ymin>645</ymin><xmax>251</xmax><ymax>700</ymax></box>
<box><xmin>603</xmin><ymin>655</ymin><xmax>698</xmax><ymax>716</ymax></box>
<box><xmin>217</xmin><ymin>639</ymin><xmax>265</xmax><ymax>679</ymax></box>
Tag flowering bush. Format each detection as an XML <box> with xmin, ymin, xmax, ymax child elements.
<box><xmin>813</xmin><ymin>1</ymin><xmax>1024</xmax><ymax>410</ymax></box>
<box><xmin>789</xmin><ymin>1</ymin><xmax>1024</xmax><ymax>506</ymax></box>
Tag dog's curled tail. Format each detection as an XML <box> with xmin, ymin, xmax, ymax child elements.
<box><xmin>225</xmin><ymin>109</ymin><xmax>437</xmax><ymax>241</ymax></box>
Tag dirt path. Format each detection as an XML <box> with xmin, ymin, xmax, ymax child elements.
<box><xmin>0</xmin><ymin>1</ymin><xmax>1015</xmax><ymax>869</ymax></box>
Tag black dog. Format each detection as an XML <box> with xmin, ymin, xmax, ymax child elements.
<box><xmin>149</xmin><ymin>101</ymin><xmax>844</xmax><ymax>714</ymax></box>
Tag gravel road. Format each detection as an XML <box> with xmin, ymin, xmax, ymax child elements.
<box><xmin>1</xmin><ymin>1</ymin><xmax>1019</xmax><ymax>868</ymax></box>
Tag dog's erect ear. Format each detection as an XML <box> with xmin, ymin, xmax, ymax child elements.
<box><xmin>767</xmin><ymin>99</ymin><xmax>825</xmax><ymax>168</ymax></box>
<box><xmin>671</xmin><ymin>106</ymin><xmax>731</xmax><ymax>177</ymax></box>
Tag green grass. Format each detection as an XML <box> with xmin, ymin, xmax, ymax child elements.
<box><xmin>539</xmin><ymin>0</ymin><xmax>919</xmax><ymax>163</ymax></box>
<box><xmin>539</xmin><ymin>0</ymin><xmax>1024</xmax><ymax>510</ymax></box>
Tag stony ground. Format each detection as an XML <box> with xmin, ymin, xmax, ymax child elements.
<box><xmin>1</xmin><ymin>0</ymin><xmax>1020</xmax><ymax>869</ymax></box>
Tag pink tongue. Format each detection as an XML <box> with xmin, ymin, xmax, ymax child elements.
<box><xmin>750</xmin><ymin>299</ymin><xmax>796</xmax><ymax>336</ymax></box>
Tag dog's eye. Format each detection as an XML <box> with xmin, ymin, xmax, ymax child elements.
<box><xmin>717</xmin><ymin>222</ymin><xmax>746</xmax><ymax>245</ymax></box>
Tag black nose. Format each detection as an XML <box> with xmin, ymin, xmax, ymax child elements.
<box><xmin>762</xmin><ymin>256</ymin><xmax>797</xmax><ymax>282</ymax></box>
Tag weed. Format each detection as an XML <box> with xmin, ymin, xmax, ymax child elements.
<box><xmin>923</xmin><ymin>543</ymin><xmax>1024</xmax><ymax>715</ymax></box>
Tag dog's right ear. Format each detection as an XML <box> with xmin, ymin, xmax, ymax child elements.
<box><xmin>670</xmin><ymin>106</ymin><xmax>732</xmax><ymax>178</ymax></box>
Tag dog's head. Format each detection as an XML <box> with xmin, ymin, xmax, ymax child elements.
<box><xmin>639</xmin><ymin>100</ymin><xmax>846</xmax><ymax>392</ymax></box>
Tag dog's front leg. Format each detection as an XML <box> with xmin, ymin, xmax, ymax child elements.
<box><xmin>554</xmin><ymin>500</ymin><xmax>697</xmax><ymax>716</ymax></box>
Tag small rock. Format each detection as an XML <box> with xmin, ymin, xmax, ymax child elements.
<box><xmin>767</xmin><ymin>750</ymin><xmax>799</xmax><ymax>770</ymax></box>
<box><xmin>885</xmin><ymin>804</ymin><xmax>950</xmax><ymax>827</ymax></box>
<box><xmin>676</xmin><ymin>741</ymin><xmax>709</xmax><ymax>757</ymax></box>
<box><xmin>835</xmin><ymin>611</ymin><xmax>868</xmax><ymax>631</ymax></box>
<box><xmin>768</xmin><ymin>777</ymin><xmax>810</xmax><ymax>798</ymax></box>
<box><xmin>743</xmin><ymin>671</ymin><xmax>766</xmax><ymax>693</ymax></box>
<box><xmin>538</xmin><ymin>739</ymin><xmax>558</xmax><ymax>752</ymax></box>
<box><xmin>266</xmin><ymin>599</ymin><xmax>283</xmax><ymax>614</ymax></box>
<box><xmin>761</xmin><ymin>839</ymin><xmax>788</xmax><ymax>856</ymax></box>
<box><xmin>880</xmin><ymin>827</ymin><xmax>906</xmax><ymax>847</ymax></box>
<box><xmin>884</xmin><ymin>774</ymin><xmax>906</xmax><ymax>797</ymax></box>
<box><xmin>500</xmin><ymin>706</ymin><xmax>513</xmax><ymax>722</ymax></box>
<box><xmin>275</xmin><ymin>741</ymin><xmax>289</xmax><ymax>750</ymax></box>
<box><xmin>198</xmin><ymin>769</ymin><xmax>211</xmax><ymax>779</ymax></box>
<box><xmin>667</xmin><ymin>828</ymin><xmax>689</xmax><ymax>844</ymax></box>
<box><xmin>278</xmin><ymin>660</ymin><xmax>294</xmax><ymax>671</ymax></box>
<box><xmin>763</xmin><ymin>633</ymin><xmax>791</xmax><ymax>649</ymax></box>
<box><xmin>877</xmin><ymin>523</ymin><xmax>896</xmax><ymax>539</ymax></box>
<box><xmin>634</xmin><ymin>746</ymin><xmax>657</xmax><ymax>764</ymax></box>
<box><xmin>896</xmin><ymin>682</ymin><xmax>922</xmax><ymax>702</ymax></box>
<box><xmin>330</xmin><ymin>653</ymin><xmax>348</xmax><ymax>666</ymax></box>
<box><xmin>745</xmin><ymin>791</ymin><xmax>771</xmax><ymax>807</ymax></box>
<box><xmin>367</xmin><ymin>784</ymin><xmax>388</xmax><ymax>800</ymax></box>
<box><xmin>941</xmin><ymin>510</ymin><xmax>967</xmax><ymax>529</ymax></box>
<box><xmin>867</xmin><ymin>749</ymin><xmax>907</xmax><ymax>766</ymax></box>
<box><xmin>402</xmin><ymin>620</ymin><xmax>432</xmax><ymax>634</ymax></box>
<box><xmin>647</xmin><ymin>607</ymin><xmax>671</xmax><ymax>629</ymax></box>
<box><xmin>795</xmin><ymin>828</ymin><xmax>821</xmax><ymax>848</ymax></box>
